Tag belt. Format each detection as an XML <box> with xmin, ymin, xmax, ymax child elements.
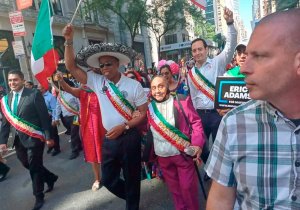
<box><xmin>197</xmin><ymin>109</ymin><xmax>216</xmax><ymax>114</ymax></box>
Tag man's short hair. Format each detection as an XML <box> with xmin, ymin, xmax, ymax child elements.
<box><xmin>8</xmin><ymin>70</ymin><xmax>24</xmax><ymax>80</ymax></box>
<box><xmin>191</xmin><ymin>38</ymin><xmax>208</xmax><ymax>49</ymax></box>
<box><xmin>26</xmin><ymin>81</ymin><xmax>34</xmax><ymax>86</ymax></box>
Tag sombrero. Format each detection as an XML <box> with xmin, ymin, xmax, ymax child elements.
<box><xmin>75</xmin><ymin>43</ymin><xmax>133</xmax><ymax>68</ymax></box>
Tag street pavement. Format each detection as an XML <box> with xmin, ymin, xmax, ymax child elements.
<box><xmin>0</xmin><ymin>128</ymin><xmax>210</xmax><ymax>210</ymax></box>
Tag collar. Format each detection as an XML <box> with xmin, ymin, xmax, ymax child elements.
<box><xmin>43</xmin><ymin>91</ymin><xmax>51</xmax><ymax>96</ymax></box>
<box><xmin>12</xmin><ymin>87</ymin><xmax>24</xmax><ymax>96</ymax></box>
<box><xmin>194</xmin><ymin>58</ymin><xmax>212</xmax><ymax>69</ymax></box>
<box><xmin>264</xmin><ymin>101</ymin><xmax>294</xmax><ymax>123</ymax></box>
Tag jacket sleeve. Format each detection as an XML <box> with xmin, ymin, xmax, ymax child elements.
<box><xmin>184</xmin><ymin>96</ymin><xmax>206</xmax><ymax>148</ymax></box>
<box><xmin>34</xmin><ymin>90</ymin><xmax>51</xmax><ymax>140</ymax></box>
<box><xmin>0</xmin><ymin>110</ymin><xmax>11</xmax><ymax>145</ymax></box>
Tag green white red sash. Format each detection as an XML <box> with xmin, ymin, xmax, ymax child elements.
<box><xmin>80</xmin><ymin>85</ymin><xmax>93</xmax><ymax>93</ymax></box>
<box><xmin>147</xmin><ymin>100</ymin><xmax>190</xmax><ymax>152</ymax></box>
<box><xmin>188</xmin><ymin>67</ymin><xmax>215</xmax><ymax>101</ymax></box>
<box><xmin>105</xmin><ymin>81</ymin><xmax>134</xmax><ymax>121</ymax></box>
<box><xmin>0</xmin><ymin>95</ymin><xmax>45</xmax><ymax>141</ymax></box>
<box><xmin>57</xmin><ymin>91</ymin><xmax>79</xmax><ymax>116</ymax></box>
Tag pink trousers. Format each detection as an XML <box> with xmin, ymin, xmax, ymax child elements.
<box><xmin>158</xmin><ymin>155</ymin><xmax>200</xmax><ymax>210</ymax></box>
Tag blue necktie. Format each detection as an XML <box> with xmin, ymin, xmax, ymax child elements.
<box><xmin>13</xmin><ymin>93</ymin><xmax>19</xmax><ymax>115</ymax></box>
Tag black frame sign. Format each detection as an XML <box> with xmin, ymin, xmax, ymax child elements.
<box><xmin>214</xmin><ymin>77</ymin><xmax>250</xmax><ymax>109</ymax></box>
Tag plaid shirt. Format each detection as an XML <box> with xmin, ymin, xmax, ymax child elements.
<box><xmin>205</xmin><ymin>100</ymin><xmax>300</xmax><ymax>210</ymax></box>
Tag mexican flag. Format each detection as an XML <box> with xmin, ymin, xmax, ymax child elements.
<box><xmin>31</xmin><ymin>0</ymin><xmax>59</xmax><ymax>89</ymax></box>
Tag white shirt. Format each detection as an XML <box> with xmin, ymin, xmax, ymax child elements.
<box><xmin>87</xmin><ymin>72</ymin><xmax>147</xmax><ymax>131</ymax></box>
<box><xmin>55</xmin><ymin>91</ymin><xmax>80</xmax><ymax>119</ymax></box>
<box><xmin>151</xmin><ymin>97</ymin><xmax>180</xmax><ymax>157</ymax></box>
<box><xmin>11</xmin><ymin>87</ymin><xmax>24</xmax><ymax>112</ymax></box>
<box><xmin>188</xmin><ymin>25</ymin><xmax>237</xmax><ymax>109</ymax></box>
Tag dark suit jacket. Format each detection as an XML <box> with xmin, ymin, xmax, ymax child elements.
<box><xmin>0</xmin><ymin>88</ymin><xmax>51</xmax><ymax>148</ymax></box>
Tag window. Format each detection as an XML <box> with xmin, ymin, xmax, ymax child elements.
<box><xmin>182</xmin><ymin>34</ymin><xmax>189</xmax><ymax>42</ymax></box>
<box><xmin>30</xmin><ymin>0</ymin><xmax>63</xmax><ymax>16</ymax></box>
<box><xmin>164</xmin><ymin>34</ymin><xmax>177</xmax><ymax>45</ymax></box>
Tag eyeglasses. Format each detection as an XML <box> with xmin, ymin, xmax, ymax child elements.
<box><xmin>99</xmin><ymin>62</ymin><xmax>113</xmax><ymax>69</ymax></box>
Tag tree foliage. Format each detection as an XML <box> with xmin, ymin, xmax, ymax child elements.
<box><xmin>187</xmin><ymin>3</ymin><xmax>215</xmax><ymax>40</ymax></box>
<box><xmin>147</xmin><ymin>0</ymin><xmax>201</xmax><ymax>59</ymax></box>
<box><xmin>90</xmin><ymin>0</ymin><xmax>149</xmax><ymax>48</ymax></box>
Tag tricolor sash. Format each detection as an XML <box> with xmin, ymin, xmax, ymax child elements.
<box><xmin>188</xmin><ymin>67</ymin><xmax>215</xmax><ymax>101</ymax></box>
<box><xmin>105</xmin><ymin>81</ymin><xmax>134</xmax><ymax>121</ymax></box>
<box><xmin>0</xmin><ymin>95</ymin><xmax>45</xmax><ymax>141</ymax></box>
<box><xmin>147</xmin><ymin>100</ymin><xmax>190</xmax><ymax>152</ymax></box>
<box><xmin>80</xmin><ymin>85</ymin><xmax>93</xmax><ymax>93</ymax></box>
<box><xmin>57</xmin><ymin>91</ymin><xmax>79</xmax><ymax>116</ymax></box>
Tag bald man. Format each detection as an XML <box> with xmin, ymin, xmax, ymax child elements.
<box><xmin>205</xmin><ymin>9</ymin><xmax>300</xmax><ymax>210</ymax></box>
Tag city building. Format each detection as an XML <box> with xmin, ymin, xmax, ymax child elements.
<box><xmin>252</xmin><ymin>0</ymin><xmax>300</xmax><ymax>28</ymax></box>
<box><xmin>0</xmin><ymin>0</ymin><xmax>153</xmax><ymax>89</ymax></box>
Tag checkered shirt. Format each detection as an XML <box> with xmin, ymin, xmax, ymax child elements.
<box><xmin>205</xmin><ymin>100</ymin><xmax>300</xmax><ymax>210</ymax></box>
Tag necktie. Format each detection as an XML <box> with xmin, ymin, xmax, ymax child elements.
<box><xmin>13</xmin><ymin>93</ymin><xmax>19</xmax><ymax>115</ymax></box>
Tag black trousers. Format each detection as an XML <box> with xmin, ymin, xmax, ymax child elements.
<box><xmin>14</xmin><ymin>136</ymin><xmax>57</xmax><ymax>199</ymax></box>
<box><xmin>48</xmin><ymin>115</ymin><xmax>60</xmax><ymax>151</ymax></box>
<box><xmin>102</xmin><ymin>129</ymin><xmax>141</xmax><ymax>210</ymax></box>
<box><xmin>197</xmin><ymin>110</ymin><xmax>222</xmax><ymax>163</ymax></box>
<box><xmin>0</xmin><ymin>161</ymin><xmax>9</xmax><ymax>175</ymax></box>
<box><xmin>64</xmin><ymin>116</ymin><xmax>81</xmax><ymax>153</ymax></box>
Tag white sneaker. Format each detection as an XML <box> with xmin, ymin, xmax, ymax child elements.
<box><xmin>92</xmin><ymin>181</ymin><xmax>100</xmax><ymax>191</ymax></box>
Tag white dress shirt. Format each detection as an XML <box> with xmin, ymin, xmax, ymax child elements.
<box><xmin>188</xmin><ymin>25</ymin><xmax>237</xmax><ymax>110</ymax></box>
<box><xmin>151</xmin><ymin>97</ymin><xmax>180</xmax><ymax>157</ymax></box>
<box><xmin>11</xmin><ymin>87</ymin><xmax>24</xmax><ymax>112</ymax></box>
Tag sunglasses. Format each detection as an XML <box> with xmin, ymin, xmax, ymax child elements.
<box><xmin>128</xmin><ymin>76</ymin><xmax>136</xmax><ymax>79</ymax></box>
<box><xmin>99</xmin><ymin>62</ymin><xmax>113</xmax><ymax>69</ymax></box>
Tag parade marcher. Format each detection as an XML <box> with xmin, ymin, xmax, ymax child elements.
<box><xmin>125</xmin><ymin>70</ymin><xmax>150</xmax><ymax>95</ymax></box>
<box><xmin>25</xmin><ymin>81</ymin><xmax>34</xmax><ymax>89</ymax></box>
<box><xmin>159</xmin><ymin>63</ymin><xmax>189</xmax><ymax>96</ymax></box>
<box><xmin>224</xmin><ymin>41</ymin><xmax>248</xmax><ymax>77</ymax></box>
<box><xmin>205</xmin><ymin>9</ymin><xmax>300</xmax><ymax>210</ymax></box>
<box><xmin>148</xmin><ymin>75</ymin><xmax>205</xmax><ymax>210</ymax></box>
<box><xmin>55</xmin><ymin>78</ymin><xmax>81</xmax><ymax>160</ymax></box>
<box><xmin>63</xmin><ymin>24</ymin><xmax>148</xmax><ymax>210</ymax></box>
<box><xmin>55</xmin><ymin>71</ymin><xmax>105</xmax><ymax>191</ymax></box>
<box><xmin>188</xmin><ymin>7</ymin><xmax>237</xmax><ymax>164</ymax></box>
<box><xmin>0</xmin><ymin>70</ymin><xmax>58</xmax><ymax>210</ymax></box>
<box><xmin>37</xmin><ymin>84</ymin><xmax>61</xmax><ymax>156</ymax></box>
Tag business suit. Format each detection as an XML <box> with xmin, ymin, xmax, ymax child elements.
<box><xmin>0</xmin><ymin>88</ymin><xmax>57</xmax><ymax>200</ymax></box>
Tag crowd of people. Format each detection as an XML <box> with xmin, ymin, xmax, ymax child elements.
<box><xmin>0</xmin><ymin>7</ymin><xmax>299</xmax><ymax>210</ymax></box>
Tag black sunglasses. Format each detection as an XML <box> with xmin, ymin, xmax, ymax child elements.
<box><xmin>99</xmin><ymin>62</ymin><xmax>113</xmax><ymax>69</ymax></box>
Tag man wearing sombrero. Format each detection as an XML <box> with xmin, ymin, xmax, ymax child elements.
<box><xmin>62</xmin><ymin>24</ymin><xmax>147</xmax><ymax>210</ymax></box>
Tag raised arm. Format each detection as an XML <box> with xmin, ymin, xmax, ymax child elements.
<box><xmin>63</xmin><ymin>24</ymin><xmax>87</xmax><ymax>84</ymax></box>
<box><xmin>55</xmin><ymin>72</ymin><xmax>80</xmax><ymax>98</ymax></box>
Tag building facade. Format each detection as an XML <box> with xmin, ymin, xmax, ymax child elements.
<box><xmin>0</xmin><ymin>0</ymin><xmax>153</xmax><ymax>87</ymax></box>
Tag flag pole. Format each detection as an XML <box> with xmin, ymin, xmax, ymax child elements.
<box><xmin>70</xmin><ymin>0</ymin><xmax>84</xmax><ymax>24</ymax></box>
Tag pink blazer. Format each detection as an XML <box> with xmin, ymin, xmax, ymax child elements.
<box><xmin>173</xmin><ymin>95</ymin><xmax>206</xmax><ymax>148</ymax></box>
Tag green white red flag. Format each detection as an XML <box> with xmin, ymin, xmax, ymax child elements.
<box><xmin>31</xmin><ymin>0</ymin><xmax>59</xmax><ymax>89</ymax></box>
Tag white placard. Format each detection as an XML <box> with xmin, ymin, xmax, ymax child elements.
<box><xmin>9</xmin><ymin>11</ymin><xmax>26</xmax><ymax>37</ymax></box>
<box><xmin>12</xmin><ymin>41</ymin><xmax>25</xmax><ymax>57</ymax></box>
